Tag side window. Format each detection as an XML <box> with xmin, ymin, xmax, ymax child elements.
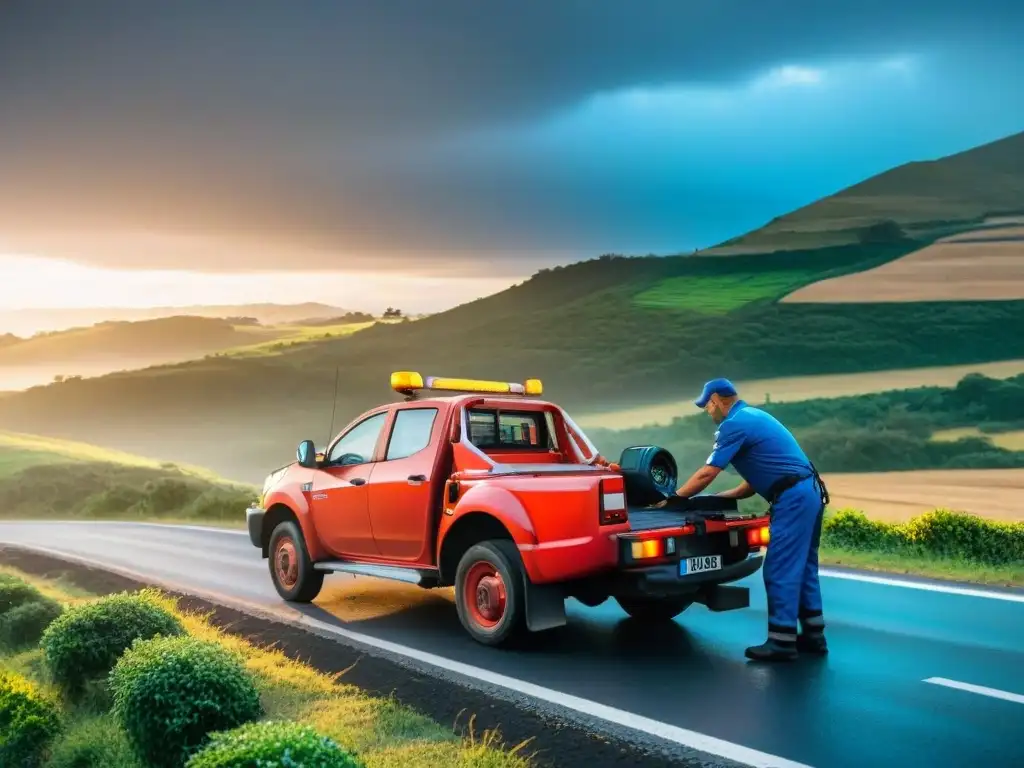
<box><xmin>386</xmin><ymin>408</ymin><xmax>438</xmax><ymax>461</ymax></box>
<box><xmin>327</xmin><ymin>412</ymin><xmax>387</xmax><ymax>465</ymax></box>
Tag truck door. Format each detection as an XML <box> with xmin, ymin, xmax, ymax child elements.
<box><xmin>310</xmin><ymin>410</ymin><xmax>388</xmax><ymax>558</ymax></box>
<box><xmin>367</xmin><ymin>406</ymin><xmax>441</xmax><ymax>562</ymax></box>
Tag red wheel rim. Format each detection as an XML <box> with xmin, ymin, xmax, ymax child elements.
<box><xmin>274</xmin><ymin>538</ymin><xmax>299</xmax><ymax>589</ymax></box>
<box><xmin>463</xmin><ymin>561</ymin><xmax>506</xmax><ymax>628</ymax></box>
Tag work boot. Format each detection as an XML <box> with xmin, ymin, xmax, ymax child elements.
<box><xmin>744</xmin><ymin>638</ymin><xmax>798</xmax><ymax>662</ymax></box>
<box><xmin>797</xmin><ymin>632</ymin><xmax>828</xmax><ymax>655</ymax></box>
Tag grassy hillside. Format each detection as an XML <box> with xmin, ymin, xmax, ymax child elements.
<box><xmin>0</xmin><ymin>431</ymin><xmax>255</xmax><ymax>523</ymax></box>
<box><xmin>0</xmin><ymin>241</ymin><xmax>1021</xmax><ymax>480</ymax></box>
<box><xmin>707</xmin><ymin>129</ymin><xmax>1024</xmax><ymax>252</ymax></box>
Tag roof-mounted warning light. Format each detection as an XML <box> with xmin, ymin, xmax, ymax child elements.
<box><xmin>390</xmin><ymin>371</ymin><xmax>543</xmax><ymax>398</ymax></box>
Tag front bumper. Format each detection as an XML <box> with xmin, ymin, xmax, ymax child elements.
<box><xmin>246</xmin><ymin>505</ymin><xmax>265</xmax><ymax>549</ymax></box>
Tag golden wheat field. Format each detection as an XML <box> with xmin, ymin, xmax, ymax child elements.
<box><xmin>781</xmin><ymin>226</ymin><xmax>1024</xmax><ymax>303</ymax></box>
<box><xmin>576</xmin><ymin>359</ymin><xmax>1024</xmax><ymax>429</ymax></box>
<box><xmin>822</xmin><ymin>468</ymin><xmax>1024</xmax><ymax>523</ymax></box>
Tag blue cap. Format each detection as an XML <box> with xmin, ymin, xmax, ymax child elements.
<box><xmin>695</xmin><ymin>378</ymin><xmax>737</xmax><ymax>408</ymax></box>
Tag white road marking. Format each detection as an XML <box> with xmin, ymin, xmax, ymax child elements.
<box><xmin>819</xmin><ymin>569</ymin><xmax>1024</xmax><ymax>604</ymax></box>
<box><xmin>0</xmin><ymin>541</ymin><xmax>813</xmax><ymax>768</ymax></box>
<box><xmin>924</xmin><ymin>677</ymin><xmax>1024</xmax><ymax>704</ymax></box>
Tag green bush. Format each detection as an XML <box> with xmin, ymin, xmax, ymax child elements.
<box><xmin>823</xmin><ymin>508</ymin><xmax>1024</xmax><ymax>566</ymax></box>
<box><xmin>0</xmin><ymin>669</ymin><xmax>63</xmax><ymax>768</ymax></box>
<box><xmin>0</xmin><ymin>573</ymin><xmax>44</xmax><ymax>614</ymax></box>
<box><xmin>47</xmin><ymin>714</ymin><xmax>142</xmax><ymax>768</ymax></box>
<box><xmin>41</xmin><ymin>589</ymin><xmax>184</xmax><ymax>694</ymax></box>
<box><xmin>0</xmin><ymin>597</ymin><xmax>64</xmax><ymax>651</ymax></box>
<box><xmin>186</xmin><ymin>721</ymin><xmax>364</xmax><ymax>768</ymax></box>
<box><xmin>110</xmin><ymin>635</ymin><xmax>263</xmax><ymax>768</ymax></box>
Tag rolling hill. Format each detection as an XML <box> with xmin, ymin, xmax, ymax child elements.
<box><xmin>0</xmin><ymin>131</ymin><xmax>1021</xmax><ymax>480</ymax></box>
<box><xmin>0</xmin><ymin>315</ymin><xmax>287</xmax><ymax>392</ymax></box>
<box><xmin>0</xmin><ymin>302</ymin><xmax>348</xmax><ymax>338</ymax></box>
<box><xmin>705</xmin><ymin>129</ymin><xmax>1024</xmax><ymax>253</ymax></box>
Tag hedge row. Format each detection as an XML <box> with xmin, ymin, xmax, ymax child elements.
<box><xmin>822</xmin><ymin>508</ymin><xmax>1024</xmax><ymax>566</ymax></box>
<box><xmin>1</xmin><ymin>582</ymin><xmax>366</xmax><ymax>768</ymax></box>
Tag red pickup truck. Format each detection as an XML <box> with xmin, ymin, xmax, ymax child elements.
<box><xmin>247</xmin><ymin>372</ymin><xmax>771</xmax><ymax>646</ymax></box>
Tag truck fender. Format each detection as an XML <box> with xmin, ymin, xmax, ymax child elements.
<box><xmin>261</xmin><ymin>487</ymin><xmax>328</xmax><ymax>562</ymax></box>
<box><xmin>440</xmin><ymin>485</ymin><xmax>566</xmax><ymax>632</ymax></box>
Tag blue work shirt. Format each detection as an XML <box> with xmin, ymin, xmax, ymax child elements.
<box><xmin>705</xmin><ymin>400</ymin><xmax>812</xmax><ymax>498</ymax></box>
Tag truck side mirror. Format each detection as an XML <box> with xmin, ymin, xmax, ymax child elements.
<box><xmin>296</xmin><ymin>439</ymin><xmax>319</xmax><ymax>468</ymax></box>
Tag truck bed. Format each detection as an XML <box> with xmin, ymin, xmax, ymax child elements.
<box><xmin>626</xmin><ymin>494</ymin><xmax>748</xmax><ymax>532</ymax></box>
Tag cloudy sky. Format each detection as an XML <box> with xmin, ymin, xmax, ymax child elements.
<box><xmin>1</xmin><ymin>0</ymin><xmax>1023</xmax><ymax>313</ymax></box>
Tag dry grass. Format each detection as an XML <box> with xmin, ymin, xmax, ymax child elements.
<box><xmin>781</xmin><ymin>226</ymin><xmax>1024</xmax><ymax>303</ymax></box>
<box><xmin>821</xmin><ymin>468</ymin><xmax>1024</xmax><ymax>523</ymax></box>
<box><xmin>574</xmin><ymin>359</ymin><xmax>1024</xmax><ymax>429</ymax></box>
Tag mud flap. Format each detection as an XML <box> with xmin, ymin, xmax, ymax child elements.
<box><xmin>524</xmin><ymin>579</ymin><xmax>567</xmax><ymax>632</ymax></box>
<box><xmin>696</xmin><ymin>584</ymin><xmax>750</xmax><ymax>612</ymax></box>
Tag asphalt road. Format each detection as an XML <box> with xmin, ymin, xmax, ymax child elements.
<box><xmin>2</xmin><ymin>521</ymin><xmax>1022</xmax><ymax>768</ymax></box>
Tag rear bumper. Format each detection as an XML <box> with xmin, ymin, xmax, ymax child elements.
<box><xmin>621</xmin><ymin>552</ymin><xmax>763</xmax><ymax>597</ymax></box>
<box><xmin>246</xmin><ymin>505</ymin><xmax>265</xmax><ymax>549</ymax></box>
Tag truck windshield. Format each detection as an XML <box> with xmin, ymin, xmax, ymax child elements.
<box><xmin>467</xmin><ymin>408</ymin><xmax>555</xmax><ymax>450</ymax></box>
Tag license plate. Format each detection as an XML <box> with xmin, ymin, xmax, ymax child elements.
<box><xmin>680</xmin><ymin>555</ymin><xmax>722</xmax><ymax>575</ymax></box>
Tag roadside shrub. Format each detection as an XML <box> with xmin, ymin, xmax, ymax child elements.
<box><xmin>186</xmin><ymin>721</ymin><xmax>364</xmax><ymax>768</ymax></box>
<box><xmin>823</xmin><ymin>508</ymin><xmax>1024</xmax><ymax>567</ymax></box>
<box><xmin>47</xmin><ymin>714</ymin><xmax>142</xmax><ymax>768</ymax></box>
<box><xmin>822</xmin><ymin>508</ymin><xmax>897</xmax><ymax>551</ymax></box>
<box><xmin>110</xmin><ymin>634</ymin><xmax>263</xmax><ymax>768</ymax></box>
<box><xmin>0</xmin><ymin>597</ymin><xmax>64</xmax><ymax>651</ymax></box>
<box><xmin>897</xmin><ymin>509</ymin><xmax>1024</xmax><ymax>566</ymax></box>
<box><xmin>0</xmin><ymin>669</ymin><xmax>63</xmax><ymax>768</ymax></box>
<box><xmin>0</xmin><ymin>573</ymin><xmax>44</xmax><ymax>614</ymax></box>
<box><xmin>41</xmin><ymin>589</ymin><xmax>184</xmax><ymax>694</ymax></box>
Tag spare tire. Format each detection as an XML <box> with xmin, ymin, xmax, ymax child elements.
<box><xmin>617</xmin><ymin>446</ymin><xmax>678</xmax><ymax>507</ymax></box>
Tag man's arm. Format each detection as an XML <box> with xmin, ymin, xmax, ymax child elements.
<box><xmin>673</xmin><ymin>464</ymin><xmax>723</xmax><ymax>498</ymax></box>
<box><xmin>715</xmin><ymin>480</ymin><xmax>756</xmax><ymax>499</ymax></box>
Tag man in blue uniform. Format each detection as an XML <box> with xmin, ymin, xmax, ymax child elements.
<box><xmin>665</xmin><ymin>378</ymin><xmax>829</xmax><ymax>661</ymax></box>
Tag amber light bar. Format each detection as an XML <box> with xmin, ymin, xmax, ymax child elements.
<box><xmin>391</xmin><ymin>371</ymin><xmax>543</xmax><ymax>396</ymax></box>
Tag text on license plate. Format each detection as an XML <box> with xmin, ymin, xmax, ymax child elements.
<box><xmin>680</xmin><ymin>555</ymin><xmax>722</xmax><ymax>575</ymax></box>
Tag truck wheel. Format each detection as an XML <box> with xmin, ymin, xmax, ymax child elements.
<box><xmin>269</xmin><ymin>520</ymin><xmax>324</xmax><ymax>603</ymax></box>
<box><xmin>615</xmin><ymin>595</ymin><xmax>693</xmax><ymax>622</ymax></box>
<box><xmin>455</xmin><ymin>540</ymin><xmax>526</xmax><ymax>647</ymax></box>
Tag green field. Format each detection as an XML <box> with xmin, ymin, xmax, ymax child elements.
<box><xmin>633</xmin><ymin>269</ymin><xmax>818</xmax><ymax>312</ymax></box>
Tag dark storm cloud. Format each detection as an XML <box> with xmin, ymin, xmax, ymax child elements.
<box><xmin>0</xmin><ymin>0</ymin><xmax>1021</xmax><ymax>272</ymax></box>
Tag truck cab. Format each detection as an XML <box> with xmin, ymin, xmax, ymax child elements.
<box><xmin>246</xmin><ymin>372</ymin><xmax>770</xmax><ymax>646</ymax></box>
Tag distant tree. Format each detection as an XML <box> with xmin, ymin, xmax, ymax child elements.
<box><xmin>858</xmin><ymin>219</ymin><xmax>906</xmax><ymax>244</ymax></box>
<box><xmin>382</xmin><ymin>307</ymin><xmax>403</xmax><ymax>318</ymax></box>
<box><xmin>52</xmin><ymin>374</ymin><xmax>65</xmax><ymax>384</ymax></box>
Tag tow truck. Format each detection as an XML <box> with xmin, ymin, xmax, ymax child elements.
<box><xmin>246</xmin><ymin>372</ymin><xmax>771</xmax><ymax>646</ymax></box>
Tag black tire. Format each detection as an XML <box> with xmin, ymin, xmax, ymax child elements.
<box><xmin>268</xmin><ymin>520</ymin><xmax>324</xmax><ymax>603</ymax></box>
<box><xmin>615</xmin><ymin>595</ymin><xmax>693</xmax><ymax>622</ymax></box>
<box><xmin>454</xmin><ymin>539</ymin><xmax>527</xmax><ymax>647</ymax></box>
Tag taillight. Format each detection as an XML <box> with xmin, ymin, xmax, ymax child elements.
<box><xmin>746</xmin><ymin>525</ymin><xmax>770</xmax><ymax>547</ymax></box>
<box><xmin>599</xmin><ymin>477</ymin><xmax>627</xmax><ymax>525</ymax></box>
<box><xmin>630</xmin><ymin>536</ymin><xmax>676</xmax><ymax>560</ymax></box>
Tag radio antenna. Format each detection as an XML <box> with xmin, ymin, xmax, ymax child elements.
<box><xmin>325</xmin><ymin>366</ymin><xmax>340</xmax><ymax>449</ymax></box>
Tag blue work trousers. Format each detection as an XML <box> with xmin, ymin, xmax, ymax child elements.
<box><xmin>762</xmin><ymin>476</ymin><xmax>826</xmax><ymax>642</ymax></box>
